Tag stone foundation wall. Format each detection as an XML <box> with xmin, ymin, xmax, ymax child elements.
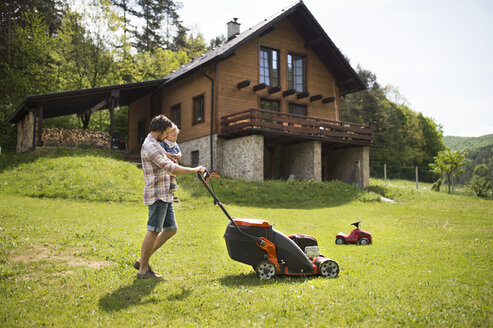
<box><xmin>16</xmin><ymin>112</ymin><xmax>35</xmax><ymax>153</ymax></box>
<box><xmin>324</xmin><ymin>146</ymin><xmax>369</xmax><ymax>187</ymax></box>
<box><xmin>178</xmin><ymin>134</ymin><xmax>220</xmax><ymax>169</ymax></box>
<box><xmin>179</xmin><ymin>133</ymin><xmax>369</xmax><ymax>186</ymax></box>
<box><xmin>220</xmin><ymin>134</ymin><xmax>264</xmax><ymax>181</ymax></box>
<box><xmin>282</xmin><ymin>141</ymin><xmax>322</xmax><ymax>182</ymax></box>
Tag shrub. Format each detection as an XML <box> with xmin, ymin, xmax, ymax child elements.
<box><xmin>470</xmin><ymin>164</ymin><xmax>492</xmax><ymax>198</ymax></box>
<box><xmin>470</xmin><ymin>176</ymin><xmax>491</xmax><ymax>198</ymax></box>
<box><xmin>431</xmin><ymin>177</ymin><xmax>442</xmax><ymax>192</ymax></box>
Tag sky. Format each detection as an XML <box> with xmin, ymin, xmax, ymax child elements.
<box><xmin>177</xmin><ymin>0</ymin><xmax>493</xmax><ymax>137</ymax></box>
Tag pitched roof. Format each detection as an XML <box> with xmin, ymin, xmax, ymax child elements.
<box><xmin>162</xmin><ymin>1</ymin><xmax>364</xmax><ymax>93</ymax></box>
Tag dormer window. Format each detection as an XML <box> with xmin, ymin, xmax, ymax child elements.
<box><xmin>288</xmin><ymin>53</ymin><xmax>306</xmax><ymax>92</ymax></box>
<box><xmin>259</xmin><ymin>46</ymin><xmax>280</xmax><ymax>87</ymax></box>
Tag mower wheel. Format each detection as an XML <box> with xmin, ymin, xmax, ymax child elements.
<box><xmin>318</xmin><ymin>260</ymin><xmax>339</xmax><ymax>278</ymax></box>
<box><xmin>358</xmin><ymin>238</ymin><xmax>369</xmax><ymax>245</ymax></box>
<box><xmin>335</xmin><ymin>237</ymin><xmax>345</xmax><ymax>245</ymax></box>
<box><xmin>256</xmin><ymin>260</ymin><xmax>276</xmax><ymax>280</ymax></box>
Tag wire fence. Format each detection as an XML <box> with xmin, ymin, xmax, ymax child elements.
<box><xmin>371</xmin><ymin>163</ymin><xmax>438</xmax><ymax>188</ymax></box>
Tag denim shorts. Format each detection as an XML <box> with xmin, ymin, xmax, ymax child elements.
<box><xmin>147</xmin><ymin>200</ymin><xmax>177</xmax><ymax>232</ymax></box>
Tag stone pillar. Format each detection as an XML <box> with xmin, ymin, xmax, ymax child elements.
<box><xmin>221</xmin><ymin>134</ymin><xmax>264</xmax><ymax>181</ymax></box>
<box><xmin>324</xmin><ymin>146</ymin><xmax>369</xmax><ymax>187</ymax></box>
<box><xmin>282</xmin><ymin>141</ymin><xmax>322</xmax><ymax>182</ymax></box>
<box><xmin>16</xmin><ymin>112</ymin><xmax>35</xmax><ymax>153</ymax></box>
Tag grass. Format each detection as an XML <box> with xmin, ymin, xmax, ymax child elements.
<box><xmin>0</xmin><ymin>149</ymin><xmax>492</xmax><ymax>327</ymax></box>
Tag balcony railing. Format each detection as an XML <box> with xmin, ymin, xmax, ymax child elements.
<box><xmin>220</xmin><ymin>108</ymin><xmax>373</xmax><ymax>145</ymax></box>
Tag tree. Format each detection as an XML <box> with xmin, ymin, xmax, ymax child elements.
<box><xmin>209</xmin><ymin>34</ymin><xmax>226</xmax><ymax>50</ymax></box>
<box><xmin>0</xmin><ymin>0</ymin><xmax>65</xmax><ymax>61</ymax></box>
<box><xmin>469</xmin><ymin>164</ymin><xmax>491</xmax><ymax>198</ymax></box>
<box><xmin>53</xmin><ymin>9</ymin><xmax>117</xmax><ymax>129</ymax></box>
<box><xmin>132</xmin><ymin>0</ymin><xmax>183</xmax><ymax>52</ymax></box>
<box><xmin>429</xmin><ymin>149</ymin><xmax>467</xmax><ymax>193</ymax></box>
<box><xmin>0</xmin><ymin>10</ymin><xmax>58</xmax><ymax>151</ymax></box>
<box><xmin>341</xmin><ymin>66</ymin><xmax>445</xmax><ymax>181</ymax></box>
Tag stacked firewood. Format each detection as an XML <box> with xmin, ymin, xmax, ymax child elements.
<box><xmin>42</xmin><ymin>128</ymin><xmax>111</xmax><ymax>149</ymax></box>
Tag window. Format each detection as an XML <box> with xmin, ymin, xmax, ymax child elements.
<box><xmin>259</xmin><ymin>46</ymin><xmax>280</xmax><ymax>87</ymax></box>
<box><xmin>260</xmin><ymin>99</ymin><xmax>280</xmax><ymax>124</ymax></box>
<box><xmin>191</xmin><ymin>150</ymin><xmax>199</xmax><ymax>166</ymax></box>
<box><xmin>137</xmin><ymin>119</ymin><xmax>146</xmax><ymax>143</ymax></box>
<box><xmin>260</xmin><ymin>99</ymin><xmax>280</xmax><ymax>112</ymax></box>
<box><xmin>289</xmin><ymin>103</ymin><xmax>307</xmax><ymax>116</ymax></box>
<box><xmin>288</xmin><ymin>53</ymin><xmax>306</xmax><ymax>92</ymax></box>
<box><xmin>171</xmin><ymin>104</ymin><xmax>181</xmax><ymax>129</ymax></box>
<box><xmin>193</xmin><ymin>95</ymin><xmax>205</xmax><ymax>124</ymax></box>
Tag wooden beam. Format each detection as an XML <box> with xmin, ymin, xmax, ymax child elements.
<box><xmin>282</xmin><ymin>89</ymin><xmax>296</xmax><ymax>97</ymax></box>
<box><xmin>108</xmin><ymin>96</ymin><xmax>117</xmax><ymax>137</ymax></box>
<box><xmin>310</xmin><ymin>94</ymin><xmax>323</xmax><ymax>102</ymax></box>
<box><xmin>304</xmin><ymin>36</ymin><xmax>323</xmax><ymax>48</ymax></box>
<box><xmin>322</xmin><ymin>97</ymin><xmax>335</xmax><ymax>104</ymax></box>
<box><xmin>336</xmin><ymin>79</ymin><xmax>354</xmax><ymax>86</ymax></box>
<box><xmin>219</xmin><ymin>51</ymin><xmax>236</xmax><ymax>60</ymax></box>
<box><xmin>237</xmin><ymin>80</ymin><xmax>250</xmax><ymax>89</ymax></box>
<box><xmin>88</xmin><ymin>99</ymin><xmax>107</xmax><ymax>114</ymax></box>
<box><xmin>259</xmin><ymin>25</ymin><xmax>276</xmax><ymax>37</ymax></box>
<box><xmin>32</xmin><ymin>109</ymin><xmax>37</xmax><ymax>150</ymax></box>
<box><xmin>268</xmin><ymin>86</ymin><xmax>281</xmax><ymax>94</ymax></box>
<box><xmin>296</xmin><ymin>92</ymin><xmax>310</xmax><ymax>99</ymax></box>
<box><xmin>253</xmin><ymin>83</ymin><xmax>267</xmax><ymax>92</ymax></box>
<box><xmin>37</xmin><ymin>104</ymin><xmax>43</xmax><ymax>147</ymax></box>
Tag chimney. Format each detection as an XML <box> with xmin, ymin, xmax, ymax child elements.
<box><xmin>227</xmin><ymin>18</ymin><xmax>240</xmax><ymax>41</ymax></box>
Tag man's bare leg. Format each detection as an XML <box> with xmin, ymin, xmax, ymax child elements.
<box><xmin>136</xmin><ymin>229</ymin><xmax>177</xmax><ymax>269</ymax></box>
<box><xmin>138</xmin><ymin>230</ymin><xmax>159</xmax><ymax>275</ymax></box>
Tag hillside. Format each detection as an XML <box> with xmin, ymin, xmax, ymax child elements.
<box><xmin>443</xmin><ymin>134</ymin><xmax>493</xmax><ymax>151</ymax></box>
<box><xmin>0</xmin><ymin>147</ymin><xmax>378</xmax><ymax>207</ymax></box>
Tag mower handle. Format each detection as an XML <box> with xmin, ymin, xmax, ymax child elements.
<box><xmin>196</xmin><ymin>171</ymin><xmax>265</xmax><ymax>246</ymax></box>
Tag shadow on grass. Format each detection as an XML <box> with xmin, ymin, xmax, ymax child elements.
<box><xmin>99</xmin><ymin>278</ymin><xmax>165</xmax><ymax>312</ymax></box>
<box><xmin>219</xmin><ymin>273</ymin><xmax>319</xmax><ymax>287</ymax></box>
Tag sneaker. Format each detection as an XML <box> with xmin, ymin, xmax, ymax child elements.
<box><xmin>133</xmin><ymin>261</ymin><xmax>154</xmax><ymax>274</ymax></box>
<box><xmin>169</xmin><ymin>183</ymin><xmax>179</xmax><ymax>193</ymax></box>
<box><xmin>136</xmin><ymin>269</ymin><xmax>162</xmax><ymax>279</ymax></box>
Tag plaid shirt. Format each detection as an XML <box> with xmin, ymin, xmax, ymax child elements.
<box><xmin>141</xmin><ymin>133</ymin><xmax>177</xmax><ymax>205</ymax></box>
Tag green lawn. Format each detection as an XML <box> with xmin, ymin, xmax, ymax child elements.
<box><xmin>0</xmin><ymin>149</ymin><xmax>492</xmax><ymax>327</ymax></box>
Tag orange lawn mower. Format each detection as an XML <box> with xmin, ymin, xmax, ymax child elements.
<box><xmin>198</xmin><ymin>171</ymin><xmax>339</xmax><ymax>280</ymax></box>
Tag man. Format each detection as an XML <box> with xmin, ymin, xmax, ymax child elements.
<box><xmin>135</xmin><ymin>114</ymin><xmax>206</xmax><ymax>279</ymax></box>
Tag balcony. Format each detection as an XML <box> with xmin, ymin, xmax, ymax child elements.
<box><xmin>220</xmin><ymin>108</ymin><xmax>373</xmax><ymax>146</ymax></box>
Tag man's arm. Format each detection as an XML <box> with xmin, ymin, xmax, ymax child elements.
<box><xmin>173</xmin><ymin>165</ymin><xmax>206</xmax><ymax>175</ymax></box>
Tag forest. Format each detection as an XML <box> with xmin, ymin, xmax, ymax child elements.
<box><xmin>1</xmin><ymin>0</ymin><xmax>489</xmax><ymax>189</ymax></box>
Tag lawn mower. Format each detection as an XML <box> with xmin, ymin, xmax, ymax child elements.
<box><xmin>198</xmin><ymin>171</ymin><xmax>339</xmax><ymax>280</ymax></box>
<box><xmin>335</xmin><ymin>220</ymin><xmax>372</xmax><ymax>245</ymax></box>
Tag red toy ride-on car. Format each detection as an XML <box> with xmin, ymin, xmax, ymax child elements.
<box><xmin>336</xmin><ymin>221</ymin><xmax>372</xmax><ymax>245</ymax></box>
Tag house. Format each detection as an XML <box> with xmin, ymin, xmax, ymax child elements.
<box><xmin>9</xmin><ymin>1</ymin><xmax>373</xmax><ymax>186</ymax></box>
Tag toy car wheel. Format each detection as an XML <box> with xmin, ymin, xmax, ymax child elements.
<box><xmin>256</xmin><ymin>260</ymin><xmax>276</xmax><ymax>280</ymax></box>
<box><xmin>358</xmin><ymin>238</ymin><xmax>369</xmax><ymax>245</ymax></box>
<box><xmin>318</xmin><ymin>260</ymin><xmax>339</xmax><ymax>278</ymax></box>
<box><xmin>335</xmin><ymin>237</ymin><xmax>345</xmax><ymax>245</ymax></box>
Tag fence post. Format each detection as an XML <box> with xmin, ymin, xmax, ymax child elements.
<box><xmin>491</xmin><ymin>165</ymin><xmax>493</xmax><ymax>199</ymax></box>
<box><xmin>416</xmin><ymin>166</ymin><xmax>419</xmax><ymax>190</ymax></box>
<box><xmin>384</xmin><ymin>164</ymin><xmax>387</xmax><ymax>186</ymax></box>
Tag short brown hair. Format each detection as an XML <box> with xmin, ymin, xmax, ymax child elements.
<box><xmin>149</xmin><ymin>115</ymin><xmax>172</xmax><ymax>132</ymax></box>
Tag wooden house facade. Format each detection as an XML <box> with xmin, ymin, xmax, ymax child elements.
<box><xmin>127</xmin><ymin>2</ymin><xmax>372</xmax><ymax>185</ymax></box>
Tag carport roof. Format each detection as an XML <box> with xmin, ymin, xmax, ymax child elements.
<box><xmin>7</xmin><ymin>78</ymin><xmax>168</xmax><ymax>124</ymax></box>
